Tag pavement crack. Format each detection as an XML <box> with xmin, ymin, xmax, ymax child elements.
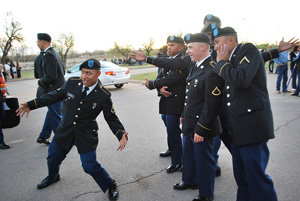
<box><xmin>274</xmin><ymin>115</ymin><xmax>300</xmax><ymax>132</ymax></box>
<box><xmin>119</xmin><ymin>168</ymin><xmax>166</xmax><ymax>187</ymax></box>
<box><xmin>71</xmin><ymin>190</ymin><xmax>101</xmax><ymax>200</ymax></box>
<box><xmin>70</xmin><ymin>168</ymin><xmax>165</xmax><ymax>200</ymax></box>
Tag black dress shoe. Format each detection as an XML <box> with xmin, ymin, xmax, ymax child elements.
<box><xmin>37</xmin><ymin>174</ymin><xmax>60</xmax><ymax>189</ymax></box>
<box><xmin>159</xmin><ymin>150</ymin><xmax>171</xmax><ymax>157</ymax></box>
<box><xmin>173</xmin><ymin>182</ymin><xmax>198</xmax><ymax>190</ymax></box>
<box><xmin>167</xmin><ymin>164</ymin><xmax>182</xmax><ymax>173</ymax></box>
<box><xmin>193</xmin><ymin>195</ymin><xmax>214</xmax><ymax>201</ymax></box>
<box><xmin>215</xmin><ymin>166</ymin><xmax>221</xmax><ymax>177</ymax></box>
<box><xmin>37</xmin><ymin>137</ymin><xmax>50</xmax><ymax>145</ymax></box>
<box><xmin>0</xmin><ymin>143</ymin><xmax>11</xmax><ymax>149</ymax></box>
<box><xmin>108</xmin><ymin>179</ymin><xmax>119</xmax><ymax>200</ymax></box>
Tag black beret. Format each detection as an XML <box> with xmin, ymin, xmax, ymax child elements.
<box><xmin>167</xmin><ymin>35</ymin><xmax>184</xmax><ymax>44</ymax></box>
<box><xmin>203</xmin><ymin>14</ymin><xmax>221</xmax><ymax>27</ymax></box>
<box><xmin>212</xmin><ymin>27</ymin><xmax>237</xmax><ymax>39</ymax></box>
<box><xmin>201</xmin><ymin>23</ymin><xmax>217</xmax><ymax>33</ymax></box>
<box><xmin>37</xmin><ymin>33</ymin><xmax>51</xmax><ymax>42</ymax></box>
<box><xmin>79</xmin><ymin>59</ymin><xmax>101</xmax><ymax>70</ymax></box>
<box><xmin>184</xmin><ymin>33</ymin><xmax>211</xmax><ymax>45</ymax></box>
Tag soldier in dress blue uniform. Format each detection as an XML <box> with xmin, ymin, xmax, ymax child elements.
<box><xmin>212</xmin><ymin>26</ymin><xmax>278</xmax><ymax>201</ymax></box>
<box><xmin>175</xmin><ymin>33</ymin><xmax>224</xmax><ymax>201</ymax></box>
<box><xmin>201</xmin><ymin>16</ymin><xmax>228</xmax><ymax>178</ymax></box>
<box><xmin>17</xmin><ymin>59</ymin><xmax>128</xmax><ymax>201</ymax></box>
<box><xmin>144</xmin><ymin>36</ymin><xmax>188</xmax><ymax>173</ymax></box>
<box><xmin>34</xmin><ymin>33</ymin><xmax>65</xmax><ymax>145</ymax></box>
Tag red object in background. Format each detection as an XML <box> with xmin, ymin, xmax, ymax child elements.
<box><xmin>105</xmin><ymin>71</ymin><xmax>116</xmax><ymax>76</ymax></box>
<box><xmin>270</xmin><ymin>46</ymin><xmax>272</xmax><ymax>49</ymax></box>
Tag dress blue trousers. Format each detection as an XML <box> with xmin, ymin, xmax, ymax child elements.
<box><xmin>182</xmin><ymin>135</ymin><xmax>216</xmax><ymax>198</ymax></box>
<box><xmin>276</xmin><ymin>64</ymin><xmax>288</xmax><ymax>92</ymax></box>
<box><xmin>161</xmin><ymin>114</ymin><xmax>182</xmax><ymax>165</ymax></box>
<box><xmin>47</xmin><ymin>141</ymin><xmax>113</xmax><ymax>192</ymax></box>
<box><xmin>213</xmin><ymin>136</ymin><xmax>221</xmax><ymax>166</ymax></box>
<box><xmin>39</xmin><ymin>101</ymin><xmax>63</xmax><ymax>139</ymax></box>
<box><xmin>231</xmin><ymin>141</ymin><xmax>277</xmax><ymax>201</ymax></box>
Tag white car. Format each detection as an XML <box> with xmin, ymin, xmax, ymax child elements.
<box><xmin>64</xmin><ymin>61</ymin><xmax>130</xmax><ymax>88</ymax></box>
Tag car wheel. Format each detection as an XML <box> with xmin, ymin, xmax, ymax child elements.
<box><xmin>114</xmin><ymin>84</ymin><xmax>124</xmax><ymax>88</ymax></box>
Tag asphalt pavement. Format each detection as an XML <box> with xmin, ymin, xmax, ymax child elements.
<box><xmin>0</xmin><ymin>68</ymin><xmax>299</xmax><ymax>201</ymax></box>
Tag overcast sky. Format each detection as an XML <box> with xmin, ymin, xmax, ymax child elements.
<box><xmin>1</xmin><ymin>0</ymin><xmax>300</xmax><ymax>54</ymax></box>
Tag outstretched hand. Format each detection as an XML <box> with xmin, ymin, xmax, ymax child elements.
<box><xmin>278</xmin><ymin>37</ymin><xmax>299</xmax><ymax>53</ymax></box>
<box><xmin>129</xmin><ymin>49</ymin><xmax>147</xmax><ymax>61</ymax></box>
<box><xmin>143</xmin><ymin>77</ymin><xmax>150</xmax><ymax>89</ymax></box>
<box><xmin>117</xmin><ymin>132</ymin><xmax>128</xmax><ymax>151</ymax></box>
<box><xmin>16</xmin><ymin>103</ymin><xmax>31</xmax><ymax>118</ymax></box>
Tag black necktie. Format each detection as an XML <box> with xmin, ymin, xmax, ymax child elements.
<box><xmin>82</xmin><ymin>87</ymin><xmax>89</xmax><ymax>99</ymax></box>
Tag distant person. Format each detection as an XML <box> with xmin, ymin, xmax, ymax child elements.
<box><xmin>16</xmin><ymin>59</ymin><xmax>128</xmax><ymax>201</ymax></box>
<box><xmin>157</xmin><ymin>48</ymin><xmax>163</xmax><ymax>74</ymax></box>
<box><xmin>269</xmin><ymin>60</ymin><xmax>274</xmax><ymax>73</ymax></box>
<box><xmin>34</xmin><ymin>33</ymin><xmax>65</xmax><ymax>145</ymax></box>
<box><xmin>3</xmin><ymin>62</ymin><xmax>10</xmax><ymax>81</ymax></box>
<box><xmin>103</xmin><ymin>57</ymin><xmax>107</xmax><ymax>61</ymax></box>
<box><xmin>16</xmin><ymin>62</ymin><xmax>21</xmax><ymax>78</ymax></box>
<box><xmin>273</xmin><ymin>50</ymin><xmax>289</xmax><ymax>93</ymax></box>
<box><xmin>0</xmin><ymin>70</ymin><xmax>10</xmax><ymax>149</ymax></box>
<box><xmin>12</xmin><ymin>65</ymin><xmax>17</xmax><ymax>79</ymax></box>
<box><xmin>290</xmin><ymin>45</ymin><xmax>299</xmax><ymax>93</ymax></box>
<box><xmin>291</xmin><ymin>52</ymin><xmax>300</xmax><ymax>97</ymax></box>
<box><xmin>5</xmin><ymin>61</ymin><xmax>13</xmax><ymax>79</ymax></box>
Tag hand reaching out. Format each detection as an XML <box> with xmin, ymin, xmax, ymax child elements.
<box><xmin>117</xmin><ymin>132</ymin><xmax>128</xmax><ymax>151</ymax></box>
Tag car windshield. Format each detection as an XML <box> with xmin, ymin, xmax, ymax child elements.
<box><xmin>100</xmin><ymin>61</ymin><xmax>119</xmax><ymax>69</ymax></box>
<box><xmin>69</xmin><ymin>64</ymin><xmax>80</xmax><ymax>73</ymax></box>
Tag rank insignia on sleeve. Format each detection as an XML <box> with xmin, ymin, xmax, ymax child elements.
<box><xmin>212</xmin><ymin>87</ymin><xmax>221</xmax><ymax>96</ymax></box>
<box><xmin>240</xmin><ymin>56</ymin><xmax>250</xmax><ymax>64</ymax></box>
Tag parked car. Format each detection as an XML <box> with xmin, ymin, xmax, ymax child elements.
<box><xmin>64</xmin><ymin>61</ymin><xmax>130</xmax><ymax>88</ymax></box>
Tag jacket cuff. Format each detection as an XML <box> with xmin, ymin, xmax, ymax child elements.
<box><xmin>194</xmin><ymin>122</ymin><xmax>212</xmax><ymax>138</ymax></box>
<box><xmin>146</xmin><ymin>57</ymin><xmax>155</xmax><ymax>65</ymax></box>
<box><xmin>38</xmin><ymin>79</ymin><xmax>45</xmax><ymax>87</ymax></box>
<box><xmin>115</xmin><ymin>130</ymin><xmax>126</xmax><ymax>141</ymax></box>
<box><xmin>27</xmin><ymin>99</ymin><xmax>38</xmax><ymax>110</ymax></box>
<box><xmin>148</xmin><ymin>80</ymin><xmax>156</xmax><ymax>90</ymax></box>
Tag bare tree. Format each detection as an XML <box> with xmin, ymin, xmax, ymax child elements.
<box><xmin>143</xmin><ymin>38</ymin><xmax>155</xmax><ymax>56</ymax></box>
<box><xmin>0</xmin><ymin>12</ymin><xmax>24</xmax><ymax>64</ymax></box>
<box><xmin>53</xmin><ymin>33</ymin><xmax>75</xmax><ymax>67</ymax></box>
<box><xmin>113</xmin><ymin>42</ymin><xmax>132</xmax><ymax>59</ymax></box>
